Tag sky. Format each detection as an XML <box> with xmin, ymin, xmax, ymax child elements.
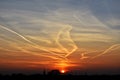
<box><xmin>0</xmin><ymin>0</ymin><xmax>120</xmax><ymax>74</ymax></box>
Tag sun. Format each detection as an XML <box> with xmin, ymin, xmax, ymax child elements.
<box><xmin>61</xmin><ymin>70</ymin><xmax>65</xmax><ymax>73</ymax></box>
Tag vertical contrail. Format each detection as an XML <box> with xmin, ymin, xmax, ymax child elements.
<box><xmin>55</xmin><ymin>24</ymin><xmax>78</xmax><ymax>57</ymax></box>
<box><xmin>0</xmin><ymin>24</ymin><xmax>67</xmax><ymax>60</ymax></box>
<box><xmin>64</xmin><ymin>25</ymin><xmax>78</xmax><ymax>57</ymax></box>
<box><xmin>56</xmin><ymin>26</ymin><xmax>71</xmax><ymax>54</ymax></box>
<box><xmin>91</xmin><ymin>44</ymin><xmax>120</xmax><ymax>59</ymax></box>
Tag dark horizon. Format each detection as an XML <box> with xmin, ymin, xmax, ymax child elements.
<box><xmin>0</xmin><ymin>69</ymin><xmax>120</xmax><ymax>80</ymax></box>
<box><xmin>0</xmin><ymin>68</ymin><xmax>120</xmax><ymax>75</ymax></box>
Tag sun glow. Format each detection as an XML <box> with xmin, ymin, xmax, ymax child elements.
<box><xmin>61</xmin><ymin>70</ymin><xmax>65</xmax><ymax>73</ymax></box>
<box><xmin>54</xmin><ymin>61</ymin><xmax>69</xmax><ymax>74</ymax></box>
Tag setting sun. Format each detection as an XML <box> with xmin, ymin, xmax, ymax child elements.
<box><xmin>61</xmin><ymin>70</ymin><xmax>65</xmax><ymax>73</ymax></box>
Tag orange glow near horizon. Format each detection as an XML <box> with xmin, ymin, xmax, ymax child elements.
<box><xmin>53</xmin><ymin>61</ymin><xmax>69</xmax><ymax>73</ymax></box>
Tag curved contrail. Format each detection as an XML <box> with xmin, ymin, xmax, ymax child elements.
<box><xmin>64</xmin><ymin>25</ymin><xmax>78</xmax><ymax>57</ymax></box>
<box><xmin>55</xmin><ymin>26</ymin><xmax>71</xmax><ymax>54</ymax></box>
<box><xmin>55</xmin><ymin>24</ymin><xmax>78</xmax><ymax>57</ymax></box>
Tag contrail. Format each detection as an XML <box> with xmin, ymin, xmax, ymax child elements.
<box><xmin>0</xmin><ymin>24</ymin><xmax>32</xmax><ymax>43</ymax></box>
<box><xmin>55</xmin><ymin>26</ymin><xmax>71</xmax><ymax>54</ymax></box>
<box><xmin>73</xmin><ymin>13</ymin><xmax>113</xmax><ymax>31</ymax></box>
<box><xmin>64</xmin><ymin>25</ymin><xmax>78</xmax><ymax>57</ymax></box>
<box><xmin>73</xmin><ymin>13</ymin><xmax>119</xmax><ymax>59</ymax></box>
<box><xmin>26</xmin><ymin>36</ymin><xmax>52</xmax><ymax>44</ymax></box>
<box><xmin>80</xmin><ymin>53</ymin><xmax>89</xmax><ymax>60</ymax></box>
<box><xmin>91</xmin><ymin>44</ymin><xmax>120</xmax><ymax>59</ymax></box>
<box><xmin>0</xmin><ymin>24</ymin><xmax>67</xmax><ymax>60</ymax></box>
<box><xmin>17</xmin><ymin>46</ymin><xmax>66</xmax><ymax>60</ymax></box>
<box><xmin>73</xmin><ymin>14</ymin><xmax>86</xmax><ymax>27</ymax></box>
<box><xmin>0</xmin><ymin>47</ymin><xmax>21</xmax><ymax>52</ymax></box>
<box><xmin>56</xmin><ymin>25</ymin><xmax>77</xmax><ymax>57</ymax></box>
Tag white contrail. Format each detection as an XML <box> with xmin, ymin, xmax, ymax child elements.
<box><xmin>80</xmin><ymin>53</ymin><xmax>89</xmax><ymax>60</ymax></box>
<box><xmin>0</xmin><ymin>24</ymin><xmax>32</xmax><ymax>43</ymax></box>
<box><xmin>55</xmin><ymin>24</ymin><xmax>78</xmax><ymax>57</ymax></box>
<box><xmin>73</xmin><ymin>14</ymin><xmax>86</xmax><ymax>27</ymax></box>
<box><xmin>60</xmin><ymin>25</ymin><xmax>78</xmax><ymax>57</ymax></box>
<box><xmin>91</xmin><ymin>44</ymin><xmax>120</xmax><ymax>59</ymax></box>
<box><xmin>65</xmin><ymin>25</ymin><xmax>78</xmax><ymax>57</ymax></box>
<box><xmin>0</xmin><ymin>24</ymin><xmax>67</xmax><ymax>60</ymax></box>
<box><xmin>55</xmin><ymin>26</ymin><xmax>71</xmax><ymax>54</ymax></box>
<box><xmin>17</xmin><ymin>47</ymin><xmax>66</xmax><ymax>60</ymax></box>
<box><xmin>73</xmin><ymin>13</ymin><xmax>112</xmax><ymax>31</ymax></box>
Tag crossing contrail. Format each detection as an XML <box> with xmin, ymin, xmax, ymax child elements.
<box><xmin>0</xmin><ymin>24</ymin><xmax>67</xmax><ymax>60</ymax></box>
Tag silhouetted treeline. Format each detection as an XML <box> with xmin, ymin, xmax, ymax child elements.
<box><xmin>0</xmin><ymin>70</ymin><xmax>120</xmax><ymax>80</ymax></box>
<box><xmin>0</xmin><ymin>74</ymin><xmax>120</xmax><ymax>80</ymax></box>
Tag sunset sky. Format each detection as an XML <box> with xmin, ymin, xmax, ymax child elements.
<box><xmin>0</xmin><ymin>0</ymin><xmax>120</xmax><ymax>74</ymax></box>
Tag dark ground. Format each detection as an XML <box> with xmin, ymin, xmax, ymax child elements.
<box><xmin>0</xmin><ymin>70</ymin><xmax>120</xmax><ymax>80</ymax></box>
<box><xmin>0</xmin><ymin>74</ymin><xmax>120</xmax><ymax>80</ymax></box>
